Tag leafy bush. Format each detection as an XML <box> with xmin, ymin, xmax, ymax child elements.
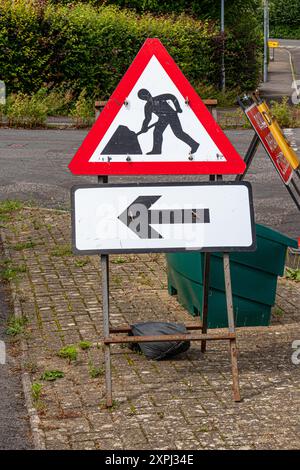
<box><xmin>0</xmin><ymin>0</ymin><xmax>261</xmax><ymax>102</ymax></box>
<box><xmin>71</xmin><ymin>89</ymin><xmax>94</xmax><ymax>127</ymax></box>
<box><xmin>49</xmin><ymin>0</ymin><xmax>260</xmax><ymax>21</ymax></box>
<box><xmin>6</xmin><ymin>92</ymin><xmax>48</xmax><ymax>127</ymax></box>
<box><xmin>35</xmin><ymin>87</ymin><xmax>74</xmax><ymax>115</ymax></box>
<box><xmin>270</xmin><ymin>97</ymin><xmax>294</xmax><ymax>128</ymax></box>
<box><xmin>270</xmin><ymin>26</ymin><xmax>300</xmax><ymax>40</ymax></box>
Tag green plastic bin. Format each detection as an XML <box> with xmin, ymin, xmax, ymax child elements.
<box><xmin>166</xmin><ymin>224</ymin><xmax>298</xmax><ymax>328</ymax></box>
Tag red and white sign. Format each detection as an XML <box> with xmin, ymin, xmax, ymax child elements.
<box><xmin>245</xmin><ymin>103</ymin><xmax>293</xmax><ymax>185</ymax></box>
<box><xmin>69</xmin><ymin>38</ymin><xmax>246</xmax><ymax>176</ymax></box>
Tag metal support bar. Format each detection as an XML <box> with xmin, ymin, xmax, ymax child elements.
<box><xmin>104</xmin><ymin>333</ymin><xmax>236</xmax><ymax>344</ymax></box>
<box><xmin>98</xmin><ymin>175</ymin><xmax>112</xmax><ymax>407</ymax></box>
<box><xmin>286</xmin><ymin>182</ymin><xmax>300</xmax><ymax>212</ymax></box>
<box><xmin>291</xmin><ymin>178</ymin><xmax>300</xmax><ymax>198</ymax></box>
<box><xmin>236</xmin><ymin>133</ymin><xmax>260</xmax><ymax>182</ymax></box>
<box><xmin>223</xmin><ymin>253</ymin><xmax>241</xmax><ymax>402</ymax></box>
<box><xmin>109</xmin><ymin>321</ymin><xmax>203</xmax><ymax>334</ymax></box>
<box><xmin>201</xmin><ymin>252</ymin><xmax>211</xmax><ymax>353</ymax></box>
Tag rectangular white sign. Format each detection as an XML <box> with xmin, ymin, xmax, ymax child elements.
<box><xmin>71</xmin><ymin>182</ymin><xmax>256</xmax><ymax>254</ymax></box>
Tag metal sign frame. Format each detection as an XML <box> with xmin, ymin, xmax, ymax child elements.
<box><xmin>95</xmin><ymin>175</ymin><xmax>242</xmax><ymax>406</ymax></box>
<box><xmin>238</xmin><ymin>95</ymin><xmax>300</xmax><ymax>211</ymax></box>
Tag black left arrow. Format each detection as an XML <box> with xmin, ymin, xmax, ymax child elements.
<box><xmin>118</xmin><ymin>196</ymin><xmax>210</xmax><ymax>239</ymax></box>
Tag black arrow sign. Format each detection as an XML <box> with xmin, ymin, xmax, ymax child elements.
<box><xmin>118</xmin><ymin>196</ymin><xmax>210</xmax><ymax>239</ymax></box>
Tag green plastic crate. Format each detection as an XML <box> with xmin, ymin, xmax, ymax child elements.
<box><xmin>166</xmin><ymin>224</ymin><xmax>298</xmax><ymax>328</ymax></box>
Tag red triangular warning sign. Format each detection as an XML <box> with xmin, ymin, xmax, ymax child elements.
<box><xmin>69</xmin><ymin>38</ymin><xmax>246</xmax><ymax>175</ymax></box>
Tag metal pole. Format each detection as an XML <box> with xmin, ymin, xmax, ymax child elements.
<box><xmin>235</xmin><ymin>133</ymin><xmax>260</xmax><ymax>181</ymax></box>
<box><xmin>201</xmin><ymin>253</ymin><xmax>211</xmax><ymax>353</ymax></box>
<box><xmin>223</xmin><ymin>253</ymin><xmax>241</xmax><ymax>402</ymax></box>
<box><xmin>263</xmin><ymin>0</ymin><xmax>269</xmax><ymax>82</ymax></box>
<box><xmin>98</xmin><ymin>175</ymin><xmax>112</xmax><ymax>407</ymax></box>
<box><xmin>221</xmin><ymin>0</ymin><xmax>225</xmax><ymax>91</ymax></box>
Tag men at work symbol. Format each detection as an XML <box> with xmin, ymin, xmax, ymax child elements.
<box><xmin>101</xmin><ymin>89</ymin><xmax>199</xmax><ymax>156</ymax></box>
<box><xmin>138</xmin><ymin>89</ymin><xmax>199</xmax><ymax>155</ymax></box>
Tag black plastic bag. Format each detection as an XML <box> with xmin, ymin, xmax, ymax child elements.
<box><xmin>129</xmin><ymin>321</ymin><xmax>190</xmax><ymax>360</ymax></box>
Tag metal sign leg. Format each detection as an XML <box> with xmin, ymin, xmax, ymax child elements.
<box><xmin>223</xmin><ymin>253</ymin><xmax>241</xmax><ymax>402</ymax></box>
<box><xmin>97</xmin><ymin>175</ymin><xmax>112</xmax><ymax>407</ymax></box>
<box><xmin>201</xmin><ymin>252</ymin><xmax>211</xmax><ymax>353</ymax></box>
<box><xmin>101</xmin><ymin>254</ymin><xmax>113</xmax><ymax>407</ymax></box>
<box><xmin>235</xmin><ymin>133</ymin><xmax>260</xmax><ymax>182</ymax></box>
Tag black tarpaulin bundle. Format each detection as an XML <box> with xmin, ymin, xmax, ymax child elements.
<box><xmin>128</xmin><ymin>322</ymin><xmax>190</xmax><ymax>360</ymax></box>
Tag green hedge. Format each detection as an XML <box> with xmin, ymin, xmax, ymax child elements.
<box><xmin>270</xmin><ymin>0</ymin><xmax>300</xmax><ymax>39</ymax></box>
<box><xmin>0</xmin><ymin>0</ymin><xmax>261</xmax><ymax>99</ymax></box>
<box><xmin>49</xmin><ymin>0</ymin><xmax>261</xmax><ymax>22</ymax></box>
<box><xmin>270</xmin><ymin>26</ymin><xmax>300</xmax><ymax>40</ymax></box>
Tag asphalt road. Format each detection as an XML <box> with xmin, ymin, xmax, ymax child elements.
<box><xmin>0</xmin><ymin>277</ymin><xmax>32</xmax><ymax>449</ymax></box>
<box><xmin>0</xmin><ymin>127</ymin><xmax>299</xmax><ymax>239</ymax></box>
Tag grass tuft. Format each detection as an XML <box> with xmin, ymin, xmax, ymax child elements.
<box><xmin>50</xmin><ymin>244</ymin><xmax>72</xmax><ymax>257</ymax></box>
<box><xmin>5</xmin><ymin>316</ymin><xmax>28</xmax><ymax>336</ymax></box>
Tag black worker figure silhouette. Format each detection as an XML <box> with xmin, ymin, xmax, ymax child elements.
<box><xmin>101</xmin><ymin>88</ymin><xmax>199</xmax><ymax>156</ymax></box>
<box><xmin>138</xmin><ymin>89</ymin><xmax>199</xmax><ymax>155</ymax></box>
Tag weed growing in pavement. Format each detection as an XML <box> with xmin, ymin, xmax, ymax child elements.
<box><xmin>40</xmin><ymin>370</ymin><xmax>65</xmax><ymax>381</ymax></box>
<box><xmin>23</xmin><ymin>361</ymin><xmax>38</xmax><ymax>374</ymax></box>
<box><xmin>111</xmin><ymin>256</ymin><xmax>126</xmax><ymax>264</ymax></box>
<box><xmin>50</xmin><ymin>244</ymin><xmax>72</xmax><ymax>257</ymax></box>
<box><xmin>285</xmin><ymin>267</ymin><xmax>300</xmax><ymax>282</ymax></box>
<box><xmin>128</xmin><ymin>403</ymin><xmax>137</xmax><ymax>415</ymax></box>
<box><xmin>88</xmin><ymin>360</ymin><xmax>104</xmax><ymax>379</ymax></box>
<box><xmin>12</xmin><ymin>240</ymin><xmax>36</xmax><ymax>251</ymax></box>
<box><xmin>0</xmin><ymin>200</ymin><xmax>23</xmax><ymax>223</ymax></box>
<box><xmin>31</xmin><ymin>382</ymin><xmax>43</xmax><ymax>403</ymax></box>
<box><xmin>100</xmin><ymin>399</ymin><xmax>119</xmax><ymax>412</ymax></box>
<box><xmin>0</xmin><ymin>263</ymin><xmax>27</xmax><ymax>281</ymax></box>
<box><xmin>5</xmin><ymin>316</ymin><xmax>28</xmax><ymax>336</ymax></box>
<box><xmin>74</xmin><ymin>258</ymin><xmax>90</xmax><ymax>267</ymax></box>
<box><xmin>138</xmin><ymin>272</ymin><xmax>152</xmax><ymax>286</ymax></box>
<box><xmin>0</xmin><ymin>200</ymin><xmax>23</xmax><ymax>215</ymax></box>
<box><xmin>57</xmin><ymin>345</ymin><xmax>78</xmax><ymax>362</ymax></box>
<box><xmin>32</xmin><ymin>219</ymin><xmax>43</xmax><ymax>230</ymax></box>
<box><xmin>273</xmin><ymin>307</ymin><xmax>284</xmax><ymax>317</ymax></box>
<box><xmin>79</xmin><ymin>341</ymin><xmax>92</xmax><ymax>350</ymax></box>
<box><xmin>112</xmin><ymin>275</ymin><xmax>122</xmax><ymax>287</ymax></box>
<box><xmin>125</xmin><ymin>354</ymin><xmax>135</xmax><ymax>366</ymax></box>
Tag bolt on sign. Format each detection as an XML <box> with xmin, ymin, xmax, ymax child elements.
<box><xmin>69</xmin><ymin>38</ymin><xmax>246</xmax><ymax>176</ymax></box>
<box><xmin>71</xmin><ymin>182</ymin><xmax>256</xmax><ymax>254</ymax></box>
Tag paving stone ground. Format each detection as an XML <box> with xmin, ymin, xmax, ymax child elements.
<box><xmin>0</xmin><ymin>206</ymin><xmax>300</xmax><ymax>450</ymax></box>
